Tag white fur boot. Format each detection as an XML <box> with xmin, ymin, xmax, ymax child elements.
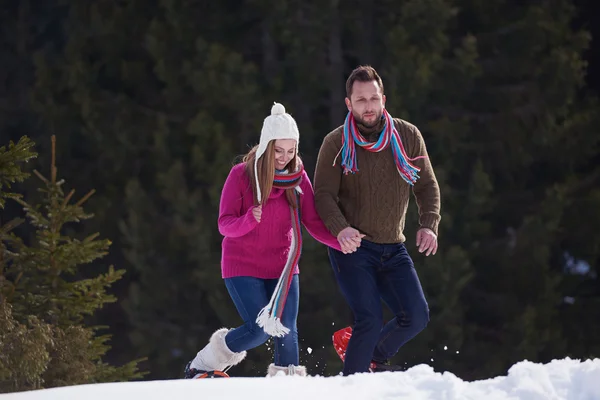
<box><xmin>189</xmin><ymin>328</ymin><xmax>246</xmax><ymax>372</ymax></box>
<box><xmin>267</xmin><ymin>363</ymin><xmax>307</xmax><ymax>377</ymax></box>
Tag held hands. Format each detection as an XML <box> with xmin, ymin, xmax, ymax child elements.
<box><xmin>337</xmin><ymin>227</ymin><xmax>365</xmax><ymax>254</ymax></box>
<box><xmin>252</xmin><ymin>205</ymin><xmax>262</xmax><ymax>223</ymax></box>
<box><xmin>416</xmin><ymin>228</ymin><xmax>438</xmax><ymax>256</ymax></box>
<box><xmin>252</xmin><ymin>207</ymin><xmax>365</xmax><ymax>254</ymax></box>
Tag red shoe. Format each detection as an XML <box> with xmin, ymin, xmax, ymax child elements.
<box><xmin>332</xmin><ymin>326</ymin><xmax>353</xmax><ymax>362</ymax></box>
<box><xmin>332</xmin><ymin>326</ymin><xmax>382</xmax><ymax>372</ymax></box>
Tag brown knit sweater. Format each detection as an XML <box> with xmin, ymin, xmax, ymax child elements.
<box><xmin>313</xmin><ymin>117</ymin><xmax>441</xmax><ymax>244</ymax></box>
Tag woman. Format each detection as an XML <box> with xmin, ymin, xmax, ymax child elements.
<box><xmin>184</xmin><ymin>103</ymin><xmax>347</xmax><ymax>378</ymax></box>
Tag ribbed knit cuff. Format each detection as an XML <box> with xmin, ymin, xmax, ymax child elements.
<box><xmin>326</xmin><ymin>215</ymin><xmax>351</xmax><ymax>238</ymax></box>
<box><xmin>420</xmin><ymin>213</ymin><xmax>441</xmax><ymax>236</ymax></box>
<box><xmin>244</xmin><ymin>207</ymin><xmax>260</xmax><ymax>228</ymax></box>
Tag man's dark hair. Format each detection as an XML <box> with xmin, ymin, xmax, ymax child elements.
<box><xmin>345</xmin><ymin>65</ymin><xmax>384</xmax><ymax>98</ymax></box>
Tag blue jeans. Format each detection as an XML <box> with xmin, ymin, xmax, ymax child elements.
<box><xmin>328</xmin><ymin>240</ymin><xmax>429</xmax><ymax>375</ymax></box>
<box><xmin>223</xmin><ymin>275</ymin><xmax>299</xmax><ymax>367</ymax></box>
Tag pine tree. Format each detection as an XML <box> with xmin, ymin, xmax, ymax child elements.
<box><xmin>0</xmin><ymin>136</ymin><xmax>37</xmax><ymax>211</ymax></box>
<box><xmin>1</xmin><ymin>136</ymin><xmax>145</xmax><ymax>392</ymax></box>
<box><xmin>0</xmin><ymin>136</ymin><xmax>46</xmax><ymax>393</ymax></box>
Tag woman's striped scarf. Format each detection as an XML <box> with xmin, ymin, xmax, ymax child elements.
<box><xmin>335</xmin><ymin>109</ymin><xmax>426</xmax><ymax>185</ymax></box>
<box><xmin>256</xmin><ymin>165</ymin><xmax>303</xmax><ymax>337</ymax></box>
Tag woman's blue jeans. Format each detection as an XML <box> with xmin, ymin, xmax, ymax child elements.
<box><xmin>224</xmin><ymin>274</ymin><xmax>300</xmax><ymax>367</ymax></box>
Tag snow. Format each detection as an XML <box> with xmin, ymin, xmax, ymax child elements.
<box><xmin>2</xmin><ymin>358</ymin><xmax>600</xmax><ymax>400</ymax></box>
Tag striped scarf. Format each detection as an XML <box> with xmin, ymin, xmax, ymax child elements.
<box><xmin>256</xmin><ymin>165</ymin><xmax>303</xmax><ymax>337</ymax></box>
<box><xmin>336</xmin><ymin>109</ymin><xmax>425</xmax><ymax>185</ymax></box>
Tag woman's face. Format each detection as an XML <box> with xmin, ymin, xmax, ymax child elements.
<box><xmin>273</xmin><ymin>139</ymin><xmax>297</xmax><ymax>170</ymax></box>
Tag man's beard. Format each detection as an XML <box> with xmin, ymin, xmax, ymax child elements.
<box><xmin>352</xmin><ymin>110</ymin><xmax>382</xmax><ymax>128</ymax></box>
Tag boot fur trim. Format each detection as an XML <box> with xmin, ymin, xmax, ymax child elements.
<box><xmin>191</xmin><ymin>328</ymin><xmax>246</xmax><ymax>372</ymax></box>
<box><xmin>267</xmin><ymin>363</ymin><xmax>307</xmax><ymax>377</ymax></box>
<box><xmin>210</xmin><ymin>328</ymin><xmax>246</xmax><ymax>367</ymax></box>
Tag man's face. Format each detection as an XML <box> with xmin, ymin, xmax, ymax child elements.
<box><xmin>345</xmin><ymin>80</ymin><xmax>386</xmax><ymax>128</ymax></box>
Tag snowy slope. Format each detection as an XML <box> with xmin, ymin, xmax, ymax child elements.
<box><xmin>2</xmin><ymin>358</ymin><xmax>600</xmax><ymax>400</ymax></box>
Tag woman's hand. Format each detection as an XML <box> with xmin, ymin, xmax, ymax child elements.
<box><xmin>252</xmin><ymin>205</ymin><xmax>262</xmax><ymax>223</ymax></box>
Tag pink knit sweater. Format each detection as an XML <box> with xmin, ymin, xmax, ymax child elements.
<box><xmin>218</xmin><ymin>163</ymin><xmax>341</xmax><ymax>279</ymax></box>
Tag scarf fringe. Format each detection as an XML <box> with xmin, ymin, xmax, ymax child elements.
<box><xmin>256</xmin><ymin>306</ymin><xmax>290</xmax><ymax>337</ymax></box>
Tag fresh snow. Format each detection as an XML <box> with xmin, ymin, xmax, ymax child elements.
<box><xmin>2</xmin><ymin>357</ymin><xmax>599</xmax><ymax>400</ymax></box>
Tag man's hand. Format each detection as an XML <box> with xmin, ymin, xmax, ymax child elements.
<box><xmin>416</xmin><ymin>228</ymin><xmax>437</xmax><ymax>256</ymax></box>
<box><xmin>337</xmin><ymin>227</ymin><xmax>365</xmax><ymax>254</ymax></box>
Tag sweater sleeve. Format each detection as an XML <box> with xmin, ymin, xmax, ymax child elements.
<box><xmin>313</xmin><ymin>131</ymin><xmax>351</xmax><ymax>237</ymax></box>
<box><xmin>218</xmin><ymin>165</ymin><xmax>259</xmax><ymax>238</ymax></box>
<box><xmin>406</xmin><ymin>124</ymin><xmax>442</xmax><ymax>236</ymax></box>
<box><xmin>299</xmin><ymin>171</ymin><xmax>342</xmax><ymax>251</ymax></box>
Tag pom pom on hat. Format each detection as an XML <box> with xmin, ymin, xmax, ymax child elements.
<box><xmin>271</xmin><ymin>102</ymin><xmax>286</xmax><ymax>115</ymax></box>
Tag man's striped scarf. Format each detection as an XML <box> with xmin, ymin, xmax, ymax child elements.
<box><xmin>336</xmin><ymin>109</ymin><xmax>426</xmax><ymax>185</ymax></box>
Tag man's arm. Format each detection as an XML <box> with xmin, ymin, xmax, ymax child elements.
<box><xmin>409</xmin><ymin>126</ymin><xmax>441</xmax><ymax>236</ymax></box>
<box><xmin>313</xmin><ymin>132</ymin><xmax>351</xmax><ymax>237</ymax></box>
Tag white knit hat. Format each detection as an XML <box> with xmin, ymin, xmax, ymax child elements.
<box><xmin>254</xmin><ymin>102</ymin><xmax>300</xmax><ymax>203</ymax></box>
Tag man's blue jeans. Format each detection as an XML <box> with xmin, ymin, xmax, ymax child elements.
<box><xmin>224</xmin><ymin>275</ymin><xmax>299</xmax><ymax>367</ymax></box>
<box><xmin>328</xmin><ymin>240</ymin><xmax>429</xmax><ymax>375</ymax></box>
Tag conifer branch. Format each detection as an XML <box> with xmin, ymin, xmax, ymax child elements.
<box><xmin>33</xmin><ymin>169</ymin><xmax>49</xmax><ymax>185</ymax></box>
<box><xmin>51</xmin><ymin>135</ymin><xmax>57</xmax><ymax>184</ymax></box>
<box><xmin>76</xmin><ymin>189</ymin><xmax>96</xmax><ymax>207</ymax></box>
<box><xmin>0</xmin><ymin>217</ymin><xmax>25</xmax><ymax>235</ymax></box>
<box><xmin>62</xmin><ymin>189</ymin><xmax>75</xmax><ymax>208</ymax></box>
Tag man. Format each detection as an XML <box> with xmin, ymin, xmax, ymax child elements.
<box><xmin>313</xmin><ymin>65</ymin><xmax>441</xmax><ymax>376</ymax></box>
